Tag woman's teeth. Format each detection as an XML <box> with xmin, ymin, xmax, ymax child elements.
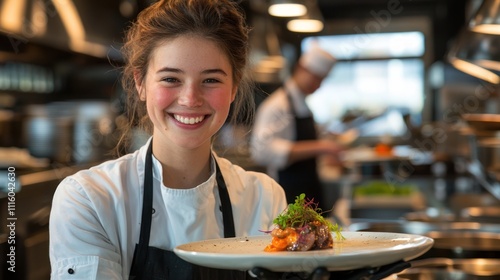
<box><xmin>174</xmin><ymin>115</ymin><xmax>205</xmax><ymax>124</ymax></box>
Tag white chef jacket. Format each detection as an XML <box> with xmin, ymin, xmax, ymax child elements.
<box><xmin>49</xmin><ymin>138</ymin><xmax>287</xmax><ymax>279</ymax></box>
<box><xmin>250</xmin><ymin>79</ymin><xmax>314</xmax><ymax>179</ymax></box>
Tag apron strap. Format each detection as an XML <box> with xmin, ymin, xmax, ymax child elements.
<box><xmin>215</xmin><ymin>161</ymin><xmax>235</xmax><ymax>238</ymax></box>
<box><xmin>284</xmin><ymin>87</ymin><xmax>297</xmax><ymax>116</ymax></box>
<box><xmin>130</xmin><ymin>141</ymin><xmax>236</xmax><ymax>278</ymax></box>
<box><xmin>129</xmin><ymin>141</ymin><xmax>154</xmax><ymax>278</ymax></box>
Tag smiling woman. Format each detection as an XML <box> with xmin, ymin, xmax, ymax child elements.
<box><xmin>48</xmin><ymin>1</ymin><xmax>287</xmax><ymax>279</ymax></box>
<box><xmin>135</xmin><ymin>35</ymin><xmax>237</xmax><ymax>155</ymax></box>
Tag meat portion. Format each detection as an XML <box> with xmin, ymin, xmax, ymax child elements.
<box><xmin>264</xmin><ymin>193</ymin><xmax>342</xmax><ymax>252</ymax></box>
<box><xmin>264</xmin><ymin>221</ymin><xmax>333</xmax><ymax>252</ymax></box>
<box><xmin>314</xmin><ymin>222</ymin><xmax>334</xmax><ymax>249</ymax></box>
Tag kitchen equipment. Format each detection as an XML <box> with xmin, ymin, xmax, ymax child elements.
<box><xmin>466</xmin><ymin>160</ymin><xmax>500</xmax><ymax>201</ymax></box>
<box><xmin>404</xmin><ymin>207</ymin><xmax>456</xmax><ymax>222</ymax></box>
<box><xmin>0</xmin><ymin>109</ymin><xmax>14</xmax><ymax>147</ymax></box>
<box><xmin>395</xmin><ymin>258</ymin><xmax>500</xmax><ymax>280</ymax></box>
<box><xmin>463</xmin><ymin>114</ymin><xmax>500</xmax><ymax>131</ymax></box>
<box><xmin>349</xmin><ymin>220</ymin><xmax>500</xmax><ymax>235</ymax></box>
<box><xmin>425</xmin><ymin>231</ymin><xmax>500</xmax><ymax>258</ymax></box>
<box><xmin>461</xmin><ymin>206</ymin><xmax>500</xmax><ymax>223</ymax></box>
<box><xmin>408</xmin><ymin>121</ymin><xmax>472</xmax><ymax>162</ymax></box>
<box><xmin>23</xmin><ymin>101</ymin><xmax>117</xmax><ymax>164</ymax></box>
<box><xmin>72</xmin><ymin>101</ymin><xmax>116</xmax><ymax>163</ymax></box>
<box><xmin>475</xmin><ymin>137</ymin><xmax>500</xmax><ymax>171</ymax></box>
<box><xmin>0</xmin><ymin>147</ymin><xmax>49</xmax><ymax>169</ymax></box>
<box><xmin>349</xmin><ymin>221</ymin><xmax>500</xmax><ymax>259</ymax></box>
<box><xmin>449</xmin><ymin>193</ymin><xmax>500</xmax><ymax>211</ymax></box>
<box><xmin>23</xmin><ymin>103</ymin><xmax>75</xmax><ymax>163</ymax></box>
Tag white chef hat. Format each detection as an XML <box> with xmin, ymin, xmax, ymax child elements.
<box><xmin>298</xmin><ymin>42</ymin><xmax>336</xmax><ymax>78</ymax></box>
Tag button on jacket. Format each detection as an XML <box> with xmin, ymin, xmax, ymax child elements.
<box><xmin>49</xmin><ymin>138</ymin><xmax>287</xmax><ymax>279</ymax></box>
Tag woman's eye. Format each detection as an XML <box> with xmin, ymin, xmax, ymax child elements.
<box><xmin>162</xmin><ymin>77</ymin><xmax>179</xmax><ymax>83</ymax></box>
<box><xmin>204</xmin><ymin>78</ymin><xmax>220</xmax><ymax>84</ymax></box>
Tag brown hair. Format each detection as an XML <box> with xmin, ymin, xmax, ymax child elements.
<box><xmin>117</xmin><ymin>0</ymin><xmax>252</xmax><ymax>155</ymax></box>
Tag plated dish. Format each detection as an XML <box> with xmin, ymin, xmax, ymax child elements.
<box><xmin>174</xmin><ymin>231</ymin><xmax>434</xmax><ymax>272</ymax></box>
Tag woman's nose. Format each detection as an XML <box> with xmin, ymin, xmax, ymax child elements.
<box><xmin>177</xmin><ymin>84</ymin><xmax>203</xmax><ymax>107</ymax></box>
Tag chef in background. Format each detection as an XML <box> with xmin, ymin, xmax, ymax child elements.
<box><xmin>250</xmin><ymin>43</ymin><xmax>342</xmax><ymax>212</ymax></box>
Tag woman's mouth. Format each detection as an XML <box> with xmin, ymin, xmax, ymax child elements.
<box><xmin>173</xmin><ymin>114</ymin><xmax>206</xmax><ymax>125</ymax></box>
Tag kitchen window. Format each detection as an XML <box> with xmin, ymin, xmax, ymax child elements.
<box><xmin>302</xmin><ymin>31</ymin><xmax>426</xmax><ymax>136</ymax></box>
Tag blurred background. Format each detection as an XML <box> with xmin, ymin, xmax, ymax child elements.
<box><xmin>2</xmin><ymin>0</ymin><xmax>500</xmax><ymax>279</ymax></box>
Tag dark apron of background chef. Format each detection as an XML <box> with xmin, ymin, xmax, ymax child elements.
<box><xmin>129</xmin><ymin>142</ymin><xmax>248</xmax><ymax>280</ymax></box>
<box><xmin>277</xmin><ymin>90</ymin><xmax>326</xmax><ymax>211</ymax></box>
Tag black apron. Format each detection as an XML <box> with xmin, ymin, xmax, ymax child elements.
<box><xmin>129</xmin><ymin>142</ymin><xmax>248</xmax><ymax>280</ymax></box>
<box><xmin>277</xmin><ymin>90</ymin><xmax>325</xmax><ymax>211</ymax></box>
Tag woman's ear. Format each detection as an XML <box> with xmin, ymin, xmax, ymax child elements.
<box><xmin>231</xmin><ymin>86</ymin><xmax>238</xmax><ymax>103</ymax></box>
<box><xmin>134</xmin><ymin>70</ymin><xmax>146</xmax><ymax>101</ymax></box>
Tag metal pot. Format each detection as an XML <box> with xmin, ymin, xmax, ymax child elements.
<box><xmin>23</xmin><ymin>103</ymin><xmax>75</xmax><ymax>163</ymax></box>
<box><xmin>23</xmin><ymin>101</ymin><xmax>117</xmax><ymax>164</ymax></box>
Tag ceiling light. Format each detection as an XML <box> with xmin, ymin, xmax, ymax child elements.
<box><xmin>287</xmin><ymin>19</ymin><xmax>323</xmax><ymax>32</ymax></box>
<box><xmin>268</xmin><ymin>0</ymin><xmax>307</xmax><ymax>17</ymax></box>
<box><xmin>449</xmin><ymin>58</ymin><xmax>500</xmax><ymax>84</ymax></box>
<box><xmin>469</xmin><ymin>0</ymin><xmax>500</xmax><ymax>35</ymax></box>
<box><xmin>286</xmin><ymin>0</ymin><xmax>324</xmax><ymax>33</ymax></box>
<box><xmin>0</xmin><ymin>0</ymin><xmax>27</xmax><ymax>33</ymax></box>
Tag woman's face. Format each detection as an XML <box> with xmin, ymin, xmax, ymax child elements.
<box><xmin>136</xmin><ymin>35</ymin><xmax>237</xmax><ymax>151</ymax></box>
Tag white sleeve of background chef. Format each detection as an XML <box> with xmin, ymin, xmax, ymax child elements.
<box><xmin>250</xmin><ymin>93</ymin><xmax>295</xmax><ymax>170</ymax></box>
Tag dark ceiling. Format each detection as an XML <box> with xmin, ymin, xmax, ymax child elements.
<box><xmin>0</xmin><ymin>0</ymin><xmax>471</xmax><ymax>66</ymax></box>
<box><xmin>242</xmin><ymin>0</ymin><xmax>470</xmax><ymax>63</ymax></box>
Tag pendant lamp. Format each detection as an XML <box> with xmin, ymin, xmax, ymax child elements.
<box><xmin>448</xmin><ymin>29</ymin><xmax>500</xmax><ymax>84</ymax></box>
<box><xmin>469</xmin><ymin>0</ymin><xmax>500</xmax><ymax>35</ymax></box>
<box><xmin>287</xmin><ymin>0</ymin><xmax>324</xmax><ymax>33</ymax></box>
<box><xmin>268</xmin><ymin>0</ymin><xmax>307</xmax><ymax>17</ymax></box>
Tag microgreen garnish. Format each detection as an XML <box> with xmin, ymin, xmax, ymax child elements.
<box><xmin>273</xmin><ymin>193</ymin><xmax>345</xmax><ymax>240</ymax></box>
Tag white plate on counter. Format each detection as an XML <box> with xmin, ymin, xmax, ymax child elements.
<box><xmin>174</xmin><ymin>231</ymin><xmax>434</xmax><ymax>272</ymax></box>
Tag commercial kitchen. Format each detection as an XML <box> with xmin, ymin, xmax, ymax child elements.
<box><xmin>1</xmin><ymin>0</ymin><xmax>500</xmax><ymax>279</ymax></box>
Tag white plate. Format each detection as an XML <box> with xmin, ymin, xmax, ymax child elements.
<box><xmin>174</xmin><ymin>231</ymin><xmax>434</xmax><ymax>272</ymax></box>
